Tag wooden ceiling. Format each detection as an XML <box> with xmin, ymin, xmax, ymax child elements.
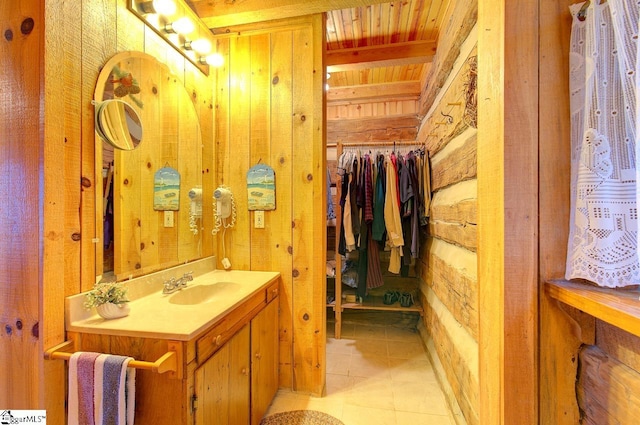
<box><xmin>188</xmin><ymin>0</ymin><xmax>448</xmax><ymax>96</ymax></box>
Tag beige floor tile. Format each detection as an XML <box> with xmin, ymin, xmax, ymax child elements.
<box><xmin>326</xmin><ymin>337</ymin><xmax>357</xmax><ymax>355</ymax></box>
<box><xmin>300</xmin><ymin>395</ymin><xmax>345</xmax><ymax>419</ymax></box>
<box><xmin>348</xmin><ymin>353</ymin><xmax>391</xmax><ymax>379</ymax></box>
<box><xmin>392</xmin><ymin>381</ymin><xmax>450</xmax><ymax>416</ymax></box>
<box><xmin>265</xmin><ymin>390</ymin><xmax>309</xmax><ymax>415</ymax></box>
<box><xmin>354</xmin><ymin>324</ymin><xmax>387</xmax><ymax>340</ymax></box>
<box><xmin>338</xmin><ymin>323</ymin><xmax>357</xmax><ymax>338</ymax></box>
<box><xmin>342</xmin><ymin>405</ymin><xmax>397</xmax><ymax>425</ymax></box>
<box><xmin>395</xmin><ymin>411</ymin><xmax>452</xmax><ymax>425</ymax></box>
<box><xmin>387</xmin><ymin>357</ymin><xmax>437</xmax><ymax>383</ymax></box>
<box><xmin>326</xmin><ymin>352</ymin><xmax>351</xmax><ymax>375</ymax></box>
<box><xmin>385</xmin><ymin>326</ymin><xmax>422</xmax><ymax>342</ymax></box>
<box><xmin>268</xmin><ymin>324</ymin><xmax>455</xmax><ymax>424</ymax></box>
<box><xmin>352</xmin><ymin>338</ymin><xmax>389</xmax><ymax>357</ymax></box>
<box><xmin>387</xmin><ymin>340</ymin><xmax>426</xmax><ymax>359</ymax></box>
<box><xmin>325</xmin><ymin>373</ymin><xmax>354</xmax><ymax>397</ymax></box>
<box><xmin>346</xmin><ymin>376</ymin><xmax>395</xmax><ymax>410</ymax></box>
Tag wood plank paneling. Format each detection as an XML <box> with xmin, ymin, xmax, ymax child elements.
<box><xmin>538</xmin><ymin>1</ymin><xmax>585</xmax><ymax>423</ymax></box>
<box><xmin>477</xmin><ymin>1</ymin><xmax>539</xmax><ymax>424</ymax></box>
<box><xmin>45</xmin><ymin>0</ymin><xmax>72</xmax><ymax>419</ymax></box>
<box><xmin>225</xmin><ymin>35</ymin><xmax>252</xmax><ymax>270</ymax></box>
<box><xmin>269</xmin><ymin>29</ymin><xmax>295</xmax><ymax>389</ymax></box>
<box><xmin>214</xmin><ymin>15</ymin><xmax>325</xmax><ymax>395</ymax></box>
<box><xmin>249</xmin><ymin>33</ymin><xmax>273</xmax><ymax>271</ymax></box>
<box><xmin>0</xmin><ymin>0</ymin><xmax>45</xmax><ymax>409</ymax></box>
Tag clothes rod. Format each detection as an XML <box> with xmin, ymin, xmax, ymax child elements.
<box><xmin>328</xmin><ymin>141</ymin><xmax>423</xmax><ymax>148</ymax></box>
<box><xmin>44</xmin><ymin>340</ymin><xmax>179</xmax><ymax>375</ymax></box>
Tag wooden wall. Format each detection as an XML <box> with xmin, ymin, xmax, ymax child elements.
<box><xmin>212</xmin><ymin>14</ymin><xmax>326</xmax><ymax>395</ymax></box>
<box><xmin>1</xmin><ymin>0</ymin><xmax>215</xmax><ymax>422</ymax></box>
<box><xmin>539</xmin><ymin>1</ymin><xmax>640</xmax><ymax>424</ymax></box>
<box><xmin>416</xmin><ymin>33</ymin><xmax>479</xmax><ymax>425</ymax></box>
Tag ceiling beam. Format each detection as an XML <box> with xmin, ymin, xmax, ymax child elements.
<box><xmin>326</xmin><ymin>41</ymin><xmax>436</xmax><ymax>72</ymax></box>
<box><xmin>190</xmin><ymin>0</ymin><xmax>394</xmax><ymax>29</ymax></box>
<box><xmin>327</xmin><ymin>81</ymin><xmax>422</xmax><ymax>103</ymax></box>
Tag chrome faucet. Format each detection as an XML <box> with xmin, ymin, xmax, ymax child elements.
<box><xmin>162</xmin><ymin>271</ymin><xmax>194</xmax><ymax>294</ymax></box>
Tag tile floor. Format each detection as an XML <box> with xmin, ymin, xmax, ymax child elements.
<box><xmin>265</xmin><ymin>322</ymin><xmax>454</xmax><ymax>425</ymax></box>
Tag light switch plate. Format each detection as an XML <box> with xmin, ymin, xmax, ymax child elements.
<box><xmin>164</xmin><ymin>210</ymin><xmax>175</xmax><ymax>227</ymax></box>
<box><xmin>254</xmin><ymin>210</ymin><xmax>265</xmax><ymax>228</ymax></box>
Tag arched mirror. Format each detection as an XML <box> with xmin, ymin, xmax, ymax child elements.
<box><xmin>95</xmin><ymin>99</ymin><xmax>143</xmax><ymax>150</ymax></box>
<box><xmin>95</xmin><ymin>51</ymin><xmax>208</xmax><ymax>282</ymax></box>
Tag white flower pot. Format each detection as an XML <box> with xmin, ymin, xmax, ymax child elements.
<box><xmin>96</xmin><ymin>302</ymin><xmax>130</xmax><ymax>319</ymax></box>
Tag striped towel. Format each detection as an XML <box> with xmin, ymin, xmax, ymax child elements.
<box><xmin>68</xmin><ymin>352</ymin><xmax>136</xmax><ymax>425</ymax></box>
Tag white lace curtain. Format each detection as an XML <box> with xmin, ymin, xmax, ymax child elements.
<box><xmin>566</xmin><ymin>0</ymin><xmax>640</xmax><ymax>287</ymax></box>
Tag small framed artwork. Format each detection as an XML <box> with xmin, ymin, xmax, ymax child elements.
<box><xmin>154</xmin><ymin>166</ymin><xmax>180</xmax><ymax>211</ymax></box>
<box><xmin>247</xmin><ymin>164</ymin><xmax>275</xmax><ymax>211</ymax></box>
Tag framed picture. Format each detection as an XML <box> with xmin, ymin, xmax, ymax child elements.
<box><xmin>247</xmin><ymin>164</ymin><xmax>275</xmax><ymax>211</ymax></box>
<box><xmin>154</xmin><ymin>166</ymin><xmax>180</xmax><ymax>211</ymax></box>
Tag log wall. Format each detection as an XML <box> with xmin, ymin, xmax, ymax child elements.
<box><xmin>416</xmin><ymin>27</ymin><xmax>479</xmax><ymax>425</ymax></box>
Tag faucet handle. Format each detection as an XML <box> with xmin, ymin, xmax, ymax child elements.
<box><xmin>183</xmin><ymin>271</ymin><xmax>194</xmax><ymax>281</ymax></box>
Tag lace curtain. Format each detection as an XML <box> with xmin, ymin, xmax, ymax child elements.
<box><xmin>566</xmin><ymin>0</ymin><xmax>640</xmax><ymax>287</ymax></box>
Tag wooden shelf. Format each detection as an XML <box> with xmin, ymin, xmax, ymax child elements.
<box><xmin>336</xmin><ymin>295</ymin><xmax>423</xmax><ymax>315</ymax></box>
<box><xmin>545</xmin><ymin>279</ymin><xmax>640</xmax><ymax>338</ymax></box>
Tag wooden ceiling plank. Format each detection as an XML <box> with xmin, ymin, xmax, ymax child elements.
<box><xmin>327</xmin><ymin>80</ymin><xmax>421</xmax><ymax>102</ymax></box>
<box><xmin>194</xmin><ymin>0</ymin><xmax>396</xmax><ymax>29</ymax></box>
<box><xmin>326</xmin><ymin>114</ymin><xmax>419</xmax><ymax>132</ymax></box>
<box><xmin>326</xmin><ymin>40</ymin><xmax>436</xmax><ymax>71</ymax></box>
<box><xmin>325</xmin><ymin>11</ymin><xmax>340</xmax><ymax>50</ymax></box>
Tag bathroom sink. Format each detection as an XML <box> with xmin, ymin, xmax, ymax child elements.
<box><xmin>168</xmin><ymin>281</ymin><xmax>241</xmax><ymax>305</ymax></box>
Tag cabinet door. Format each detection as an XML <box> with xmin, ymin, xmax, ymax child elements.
<box><xmin>195</xmin><ymin>324</ymin><xmax>250</xmax><ymax>425</ymax></box>
<box><xmin>251</xmin><ymin>300</ymin><xmax>279</xmax><ymax>425</ymax></box>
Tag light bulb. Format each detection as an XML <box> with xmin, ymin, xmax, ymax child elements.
<box><xmin>326</xmin><ymin>73</ymin><xmax>331</xmax><ymax>80</ymax></box>
<box><xmin>152</xmin><ymin>0</ymin><xmax>176</xmax><ymax>16</ymax></box>
<box><xmin>201</xmin><ymin>53</ymin><xmax>224</xmax><ymax>67</ymax></box>
<box><xmin>189</xmin><ymin>38</ymin><xmax>212</xmax><ymax>54</ymax></box>
<box><xmin>166</xmin><ymin>17</ymin><xmax>194</xmax><ymax>35</ymax></box>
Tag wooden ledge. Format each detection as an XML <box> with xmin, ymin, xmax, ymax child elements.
<box><xmin>545</xmin><ymin>279</ymin><xmax>640</xmax><ymax>338</ymax></box>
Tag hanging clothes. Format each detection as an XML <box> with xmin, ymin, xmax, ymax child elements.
<box><xmin>372</xmin><ymin>154</ymin><xmax>386</xmax><ymax>241</ymax></box>
<box><xmin>384</xmin><ymin>154</ymin><xmax>404</xmax><ymax>274</ymax></box>
<box><xmin>326</xmin><ymin>167</ymin><xmax>336</xmax><ymax>226</ymax></box>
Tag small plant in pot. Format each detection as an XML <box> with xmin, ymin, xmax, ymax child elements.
<box><xmin>84</xmin><ymin>281</ymin><xmax>130</xmax><ymax>319</ymax></box>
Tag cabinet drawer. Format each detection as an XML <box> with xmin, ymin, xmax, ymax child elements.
<box><xmin>266</xmin><ymin>281</ymin><xmax>279</xmax><ymax>303</ymax></box>
<box><xmin>196</xmin><ymin>290</ymin><xmax>266</xmax><ymax>363</ymax></box>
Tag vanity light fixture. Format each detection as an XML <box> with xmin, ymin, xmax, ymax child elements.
<box><xmin>138</xmin><ymin>0</ymin><xmax>176</xmax><ymax>16</ymax></box>
<box><xmin>185</xmin><ymin>38</ymin><xmax>212</xmax><ymax>55</ymax></box>
<box><xmin>164</xmin><ymin>17</ymin><xmax>195</xmax><ymax>35</ymax></box>
<box><xmin>128</xmin><ymin>0</ymin><xmax>223</xmax><ymax>75</ymax></box>
<box><xmin>200</xmin><ymin>53</ymin><xmax>225</xmax><ymax>67</ymax></box>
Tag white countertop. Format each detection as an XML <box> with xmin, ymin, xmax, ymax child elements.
<box><xmin>66</xmin><ymin>265</ymin><xmax>280</xmax><ymax>341</ymax></box>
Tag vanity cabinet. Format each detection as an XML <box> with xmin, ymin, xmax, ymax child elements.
<box><xmin>194</xmin><ymin>299</ymin><xmax>279</xmax><ymax>425</ymax></box>
<box><xmin>195</xmin><ymin>324</ymin><xmax>251</xmax><ymax>425</ymax></box>
<box><xmin>67</xmin><ymin>277</ymin><xmax>280</xmax><ymax>425</ymax></box>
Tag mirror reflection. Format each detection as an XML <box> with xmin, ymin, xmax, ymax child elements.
<box><xmin>95</xmin><ymin>99</ymin><xmax>143</xmax><ymax>150</ymax></box>
<box><xmin>94</xmin><ymin>51</ymin><xmax>208</xmax><ymax>282</ymax></box>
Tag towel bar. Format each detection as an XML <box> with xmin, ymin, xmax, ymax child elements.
<box><xmin>44</xmin><ymin>340</ymin><xmax>180</xmax><ymax>375</ymax></box>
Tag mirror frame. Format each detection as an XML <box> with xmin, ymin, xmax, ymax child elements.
<box><xmin>94</xmin><ymin>51</ymin><xmax>208</xmax><ymax>283</ymax></box>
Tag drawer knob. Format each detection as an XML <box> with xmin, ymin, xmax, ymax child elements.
<box><xmin>214</xmin><ymin>335</ymin><xmax>222</xmax><ymax>346</ymax></box>
<box><xmin>242</xmin><ymin>368</ymin><xmax>248</xmax><ymax>376</ymax></box>
<box><xmin>255</xmin><ymin>353</ymin><xmax>262</xmax><ymax>360</ymax></box>
<box><xmin>272</xmin><ymin>288</ymin><xmax>278</xmax><ymax>296</ymax></box>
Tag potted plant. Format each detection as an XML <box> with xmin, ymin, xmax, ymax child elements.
<box><xmin>84</xmin><ymin>281</ymin><xmax>130</xmax><ymax>319</ymax></box>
